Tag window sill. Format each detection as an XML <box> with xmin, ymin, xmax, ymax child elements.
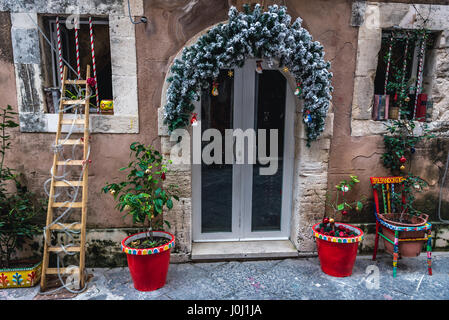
<box><xmin>351</xmin><ymin>119</ymin><xmax>449</xmax><ymax>137</ymax></box>
<box><xmin>18</xmin><ymin>112</ymin><xmax>138</xmax><ymax>133</ymax></box>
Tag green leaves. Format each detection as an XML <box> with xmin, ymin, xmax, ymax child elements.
<box><xmin>102</xmin><ymin>142</ymin><xmax>179</xmax><ymax>230</ymax></box>
<box><xmin>324</xmin><ymin>175</ymin><xmax>366</xmax><ymax>218</ymax></box>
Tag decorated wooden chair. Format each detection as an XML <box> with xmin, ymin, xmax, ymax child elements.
<box><xmin>370</xmin><ymin>176</ymin><xmax>432</xmax><ymax>277</ymax></box>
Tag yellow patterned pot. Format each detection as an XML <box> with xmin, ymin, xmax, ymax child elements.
<box><xmin>0</xmin><ymin>261</ymin><xmax>42</xmax><ymax>289</ymax></box>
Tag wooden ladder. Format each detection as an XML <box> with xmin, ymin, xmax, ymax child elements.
<box><xmin>40</xmin><ymin>65</ymin><xmax>91</xmax><ymax>291</ymax></box>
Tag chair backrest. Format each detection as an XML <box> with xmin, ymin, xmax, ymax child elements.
<box><xmin>370</xmin><ymin>176</ymin><xmax>406</xmax><ymax>215</ymax></box>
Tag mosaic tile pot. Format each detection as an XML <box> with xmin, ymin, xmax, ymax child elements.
<box><xmin>121</xmin><ymin>231</ymin><xmax>175</xmax><ymax>292</ymax></box>
<box><xmin>378</xmin><ymin>213</ymin><xmax>429</xmax><ymax>258</ymax></box>
<box><xmin>312</xmin><ymin>223</ymin><xmax>364</xmax><ymax>277</ymax></box>
<box><xmin>0</xmin><ymin>261</ymin><xmax>42</xmax><ymax>289</ymax></box>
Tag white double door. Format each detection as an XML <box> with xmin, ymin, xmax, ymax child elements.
<box><xmin>192</xmin><ymin>59</ymin><xmax>295</xmax><ymax>242</ymax></box>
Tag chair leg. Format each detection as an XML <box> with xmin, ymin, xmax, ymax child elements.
<box><xmin>393</xmin><ymin>230</ymin><xmax>399</xmax><ymax>278</ymax></box>
<box><xmin>372</xmin><ymin>221</ymin><xmax>380</xmax><ymax>261</ymax></box>
<box><xmin>427</xmin><ymin>229</ymin><xmax>432</xmax><ymax>276</ymax></box>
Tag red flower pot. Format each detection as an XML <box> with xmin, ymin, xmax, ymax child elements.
<box><xmin>312</xmin><ymin>222</ymin><xmax>364</xmax><ymax>277</ymax></box>
<box><xmin>121</xmin><ymin>231</ymin><xmax>175</xmax><ymax>291</ymax></box>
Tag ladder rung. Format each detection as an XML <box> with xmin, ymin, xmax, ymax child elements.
<box><xmin>48</xmin><ymin>223</ymin><xmax>82</xmax><ymax>231</ymax></box>
<box><xmin>52</xmin><ymin>202</ymin><xmax>83</xmax><ymax>208</ymax></box>
<box><xmin>64</xmin><ymin>80</ymin><xmax>87</xmax><ymax>85</ymax></box>
<box><xmin>58</xmin><ymin>139</ymin><xmax>84</xmax><ymax>145</ymax></box>
<box><xmin>48</xmin><ymin>246</ymin><xmax>81</xmax><ymax>253</ymax></box>
<box><xmin>46</xmin><ymin>267</ymin><xmax>79</xmax><ymax>275</ymax></box>
<box><xmin>57</xmin><ymin>160</ymin><xmax>84</xmax><ymax>166</ymax></box>
<box><xmin>62</xmin><ymin>99</ymin><xmax>86</xmax><ymax>105</ymax></box>
<box><xmin>54</xmin><ymin>181</ymin><xmax>83</xmax><ymax>187</ymax></box>
<box><xmin>60</xmin><ymin>119</ymin><xmax>85</xmax><ymax>125</ymax></box>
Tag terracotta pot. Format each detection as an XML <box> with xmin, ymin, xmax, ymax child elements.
<box><xmin>121</xmin><ymin>231</ymin><xmax>175</xmax><ymax>291</ymax></box>
<box><xmin>378</xmin><ymin>213</ymin><xmax>428</xmax><ymax>258</ymax></box>
<box><xmin>312</xmin><ymin>223</ymin><xmax>364</xmax><ymax>277</ymax></box>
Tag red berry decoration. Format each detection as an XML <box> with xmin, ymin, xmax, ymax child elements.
<box><xmin>342</xmin><ymin>210</ymin><xmax>348</xmax><ymax>216</ymax></box>
<box><xmin>399</xmin><ymin>156</ymin><xmax>407</xmax><ymax>163</ymax></box>
<box><xmin>338</xmin><ymin>225</ymin><xmax>345</xmax><ymax>231</ymax></box>
<box><xmin>323</xmin><ymin>218</ymin><xmax>329</xmax><ymax>224</ymax></box>
<box><xmin>87</xmin><ymin>77</ymin><xmax>96</xmax><ymax>87</ymax></box>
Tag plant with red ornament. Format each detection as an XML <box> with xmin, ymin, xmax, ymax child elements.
<box><xmin>317</xmin><ymin>175</ymin><xmax>367</xmax><ymax>238</ymax></box>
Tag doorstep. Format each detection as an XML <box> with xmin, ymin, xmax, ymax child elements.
<box><xmin>191</xmin><ymin>240</ymin><xmax>299</xmax><ymax>260</ymax></box>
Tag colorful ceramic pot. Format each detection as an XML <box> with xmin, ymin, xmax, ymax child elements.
<box><xmin>313</xmin><ymin>222</ymin><xmax>364</xmax><ymax>277</ymax></box>
<box><xmin>0</xmin><ymin>261</ymin><xmax>42</xmax><ymax>289</ymax></box>
<box><xmin>378</xmin><ymin>213</ymin><xmax>429</xmax><ymax>257</ymax></box>
<box><xmin>121</xmin><ymin>231</ymin><xmax>175</xmax><ymax>292</ymax></box>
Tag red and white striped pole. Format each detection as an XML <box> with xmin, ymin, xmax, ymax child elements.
<box><xmin>383</xmin><ymin>33</ymin><xmax>394</xmax><ymax>96</ymax></box>
<box><xmin>412</xmin><ymin>37</ymin><xmax>426</xmax><ymax>119</ymax></box>
<box><xmin>399</xmin><ymin>35</ymin><xmax>410</xmax><ymax>109</ymax></box>
<box><xmin>74</xmin><ymin>17</ymin><xmax>80</xmax><ymax>79</ymax></box>
<box><xmin>56</xmin><ymin>16</ymin><xmax>64</xmax><ymax>85</ymax></box>
<box><xmin>89</xmin><ymin>17</ymin><xmax>100</xmax><ymax>113</ymax></box>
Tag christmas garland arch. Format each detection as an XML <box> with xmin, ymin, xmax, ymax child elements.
<box><xmin>164</xmin><ymin>4</ymin><xmax>333</xmax><ymax>146</ymax></box>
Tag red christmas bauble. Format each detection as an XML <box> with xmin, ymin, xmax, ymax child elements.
<box><xmin>399</xmin><ymin>156</ymin><xmax>407</xmax><ymax>163</ymax></box>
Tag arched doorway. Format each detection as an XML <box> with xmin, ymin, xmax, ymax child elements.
<box><xmin>192</xmin><ymin>59</ymin><xmax>295</xmax><ymax>241</ymax></box>
<box><xmin>158</xmin><ymin>6</ymin><xmax>334</xmax><ymax>258</ymax></box>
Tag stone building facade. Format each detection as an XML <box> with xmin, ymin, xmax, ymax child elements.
<box><xmin>0</xmin><ymin>0</ymin><xmax>448</xmax><ymax>266</ymax></box>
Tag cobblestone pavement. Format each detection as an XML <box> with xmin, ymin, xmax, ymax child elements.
<box><xmin>2</xmin><ymin>253</ymin><xmax>449</xmax><ymax>300</ymax></box>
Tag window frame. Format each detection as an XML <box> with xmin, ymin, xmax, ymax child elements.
<box><xmin>10</xmin><ymin>12</ymin><xmax>139</xmax><ymax>134</ymax></box>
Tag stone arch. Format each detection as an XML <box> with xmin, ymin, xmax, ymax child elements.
<box><xmin>163</xmin><ymin>4</ymin><xmax>333</xmax><ymax>146</ymax></box>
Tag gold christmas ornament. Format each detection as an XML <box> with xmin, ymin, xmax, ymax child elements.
<box><xmin>400</xmin><ymin>165</ymin><xmax>406</xmax><ymax>171</ymax></box>
<box><xmin>283</xmin><ymin>66</ymin><xmax>289</xmax><ymax>72</ymax></box>
<box><xmin>227</xmin><ymin>70</ymin><xmax>234</xmax><ymax>77</ymax></box>
<box><xmin>124</xmin><ymin>205</ymin><xmax>131</xmax><ymax>211</ymax></box>
<box><xmin>329</xmin><ymin>218</ymin><xmax>335</xmax><ymax>224</ymax></box>
<box><xmin>110</xmin><ymin>189</ymin><xmax>116</xmax><ymax>195</ymax></box>
<box><xmin>404</xmin><ymin>96</ymin><xmax>410</xmax><ymax>102</ymax></box>
<box><xmin>145</xmin><ymin>168</ymin><xmax>151</xmax><ymax>174</ymax></box>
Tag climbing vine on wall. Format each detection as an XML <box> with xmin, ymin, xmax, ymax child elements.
<box><xmin>164</xmin><ymin>4</ymin><xmax>333</xmax><ymax>146</ymax></box>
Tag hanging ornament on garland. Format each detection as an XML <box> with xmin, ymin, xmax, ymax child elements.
<box><xmin>211</xmin><ymin>80</ymin><xmax>219</xmax><ymax>96</ymax></box>
<box><xmin>256</xmin><ymin>60</ymin><xmax>263</xmax><ymax>74</ymax></box>
<box><xmin>227</xmin><ymin>70</ymin><xmax>234</xmax><ymax>78</ymax></box>
<box><xmin>304</xmin><ymin>110</ymin><xmax>312</xmax><ymax>123</ymax></box>
<box><xmin>190</xmin><ymin>113</ymin><xmax>198</xmax><ymax>126</ymax></box>
<box><xmin>399</xmin><ymin>155</ymin><xmax>407</xmax><ymax>163</ymax></box>
<box><xmin>411</xmin><ymin>147</ymin><xmax>416</xmax><ymax>154</ymax></box>
<box><xmin>294</xmin><ymin>82</ymin><xmax>302</xmax><ymax>96</ymax></box>
<box><xmin>282</xmin><ymin>66</ymin><xmax>289</xmax><ymax>73</ymax></box>
<box><xmin>400</xmin><ymin>165</ymin><xmax>406</xmax><ymax>171</ymax></box>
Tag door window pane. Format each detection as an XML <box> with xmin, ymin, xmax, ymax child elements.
<box><xmin>251</xmin><ymin>70</ymin><xmax>286</xmax><ymax>232</ymax></box>
<box><xmin>201</xmin><ymin>69</ymin><xmax>234</xmax><ymax>233</ymax></box>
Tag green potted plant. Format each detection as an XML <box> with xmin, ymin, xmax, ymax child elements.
<box><xmin>312</xmin><ymin>175</ymin><xmax>366</xmax><ymax>277</ymax></box>
<box><xmin>102</xmin><ymin>142</ymin><xmax>179</xmax><ymax>291</ymax></box>
<box><xmin>0</xmin><ymin>105</ymin><xmax>45</xmax><ymax>289</ymax></box>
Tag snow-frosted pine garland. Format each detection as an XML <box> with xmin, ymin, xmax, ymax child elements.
<box><xmin>164</xmin><ymin>4</ymin><xmax>333</xmax><ymax>146</ymax></box>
